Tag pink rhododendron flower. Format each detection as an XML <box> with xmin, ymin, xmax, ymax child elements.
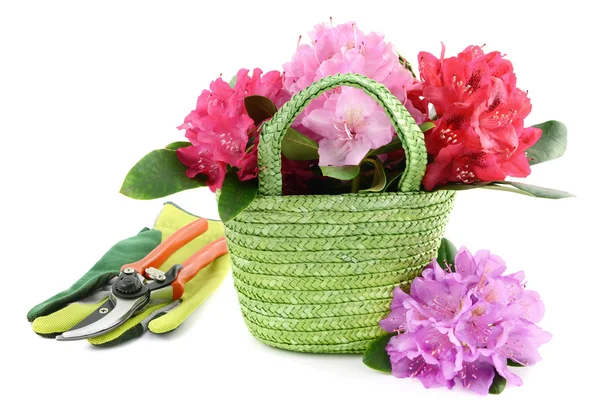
<box><xmin>418</xmin><ymin>45</ymin><xmax>541</xmax><ymax>190</ymax></box>
<box><xmin>283</xmin><ymin>21</ymin><xmax>427</xmax><ymax>166</ymax></box>
<box><xmin>381</xmin><ymin>247</ymin><xmax>551</xmax><ymax>395</ymax></box>
<box><xmin>302</xmin><ymin>87</ymin><xmax>394</xmax><ymax>166</ymax></box>
<box><xmin>176</xmin><ymin>144</ymin><xmax>227</xmax><ymax>192</ymax></box>
<box><xmin>176</xmin><ymin>68</ymin><xmax>290</xmax><ymax>191</ymax></box>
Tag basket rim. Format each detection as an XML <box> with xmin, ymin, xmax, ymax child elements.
<box><xmin>244</xmin><ymin>190</ymin><xmax>456</xmax><ymax>206</ymax></box>
<box><xmin>256</xmin><ymin>189</ymin><xmax>456</xmax><ymax>199</ymax></box>
<box><xmin>238</xmin><ymin>189</ymin><xmax>456</xmax><ymax>214</ymax></box>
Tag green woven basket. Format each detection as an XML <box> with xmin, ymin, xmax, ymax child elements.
<box><xmin>224</xmin><ymin>73</ymin><xmax>455</xmax><ymax>354</ymax></box>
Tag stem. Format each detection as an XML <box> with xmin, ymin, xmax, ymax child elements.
<box><xmin>351</xmin><ymin>175</ymin><xmax>361</xmax><ymax>193</ymax></box>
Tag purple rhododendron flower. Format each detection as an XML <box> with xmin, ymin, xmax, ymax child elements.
<box><xmin>380</xmin><ymin>247</ymin><xmax>551</xmax><ymax>395</ymax></box>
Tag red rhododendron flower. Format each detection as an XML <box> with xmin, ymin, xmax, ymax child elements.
<box><xmin>422</xmin><ymin>144</ymin><xmax>506</xmax><ymax>189</ymax></box>
<box><xmin>176</xmin><ymin>68</ymin><xmax>290</xmax><ymax>191</ymax></box>
<box><xmin>498</xmin><ymin>126</ymin><xmax>542</xmax><ymax>178</ymax></box>
<box><xmin>418</xmin><ymin>45</ymin><xmax>541</xmax><ymax>190</ymax></box>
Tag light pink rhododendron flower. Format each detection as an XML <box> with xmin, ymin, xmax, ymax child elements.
<box><xmin>283</xmin><ymin>21</ymin><xmax>426</xmax><ymax>166</ymax></box>
<box><xmin>418</xmin><ymin>45</ymin><xmax>541</xmax><ymax>190</ymax></box>
<box><xmin>302</xmin><ymin>87</ymin><xmax>394</xmax><ymax>166</ymax></box>
<box><xmin>176</xmin><ymin>68</ymin><xmax>290</xmax><ymax>191</ymax></box>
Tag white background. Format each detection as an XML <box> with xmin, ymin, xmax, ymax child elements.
<box><xmin>1</xmin><ymin>1</ymin><xmax>598</xmax><ymax>398</ymax></box>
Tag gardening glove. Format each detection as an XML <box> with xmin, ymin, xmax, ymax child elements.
<box><xmin>28</xmin><ymin>202</ymin><xmax>230</xmax><ymax>346</ymax></box>
<box><xmin>27</xmin><ymin>228</ymin><xmax>162</xmax><ymax>336</ymax></box>
<box><xmin>87</xmin><ymin>202</ymin><xmax>230</xmax><ymax>346</ymax></box>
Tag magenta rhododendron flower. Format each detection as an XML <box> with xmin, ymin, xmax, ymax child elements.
<box><xmin>380</xmin><ymin>247</ymin><xmax>551</xmax><ymax>394</ymax></box>
<box><xmin>176</xmin><ymin>68</ymin><xmax>290</xmax><ymax>191</ymax></box>
<box><xmin>418</xmin><ymin>45</ymin><xmax>542</xmax><ymax>190</ymax></box>
<box><xmin>283</xmin><ymin>21</ymin><xmax>426</xmax><ymax>167</ymax></box>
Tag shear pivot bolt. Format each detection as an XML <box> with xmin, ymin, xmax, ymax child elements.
<box><xmin>99</xmin><ymin>308</ymin><xmax>109</xmax><ymax>314</ymax></box>
<box><xmin>156</xmin><ymin>275</ymin><xmax>166</xmax><ymax>282</ymax></box>
<box><xmin>123</xmin><ymin>268</ymin><xmax>135</xmax><ymax>275</ymax></box>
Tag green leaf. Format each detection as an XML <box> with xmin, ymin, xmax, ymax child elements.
<box><xmin>362</xmin><ymin>334</ymin><xmax>393</xmax><ymax>372</ymax></box>
<box><xmin>528</xmin><ymin>120</ymin><xmax>567</xmax><ymax>165</ymax></box>
<box><xmin>165</xmin><ymin>141</ymin><xmax>192</xmax><ymax>151</ymax></box>
<box><xmin>359</xmin><ymin>158</ymin><xmax>386</xmax><ymax>193</ymax></box>
<box><xmin>384</xmin><ymin>170</ymin><xmax>404</xmax><ymax>191</ymax></box>
<box><xmin>320</xmin><ymin>165</ymin><xmax>361</xmax><ymax>180</ymax></box>
<box><xmin>120</xmin><ymin>149</ymin><xmax>204</xmax><ymax>199</ymax></box>
<box><xmin>419</xmin><ymin>122</ymin><xmax>435</xmax><ymax>133</ymax></box>
<box><xmin>217</xmin><ymin>169</ymin><xmax>258</xmax><ymax>222</ymax></box>
<box><xmin>244</xmin><ymin>95</ymin><xmax>277</xmax><ymax>125</ymax></box>
<box><xmin>368</xmin><ymin>138</ymin><xmax>402</xmax><ymax>157</ymax></box>
<box><xmin>489</xmin><ymin>371</ymin><xmax>507</xmax><ymax>395</ymax></box>
<box><xmin>229</xmin><ymin>75</ymin><xmax>237</xmax><ymax>88</ymax></box>
<box><xmin>282</xmin><ymin>128</ymin><xmax>319</xmax><ymax>160</ymax></box>
<box><xmin>368</xmin><ymin>122</ymin><xmax>435</xmax><ymax>156</ymax></box>
<box><xmin>437</xmin><ymin>181</ymin><xmax>574</xmax><ymax>199</ymax></box>
<box><xmin>437</xmin><ymin>238</ymin><xmax>457</xmax><ymax>272</ymax></box>
<box><xmin>502</xmin><ymin>181</ymin><xmax>573</xmax><ymax>199</ymax></box>
<box><xmin>436</xmin><ymin>182</ymin><xmax>496</xmax><ymax>192</ymax></box>
<box><xmin>507</xmin><ymin>359</ymin><xmax>525</xmax><ymax>367</ymax></box>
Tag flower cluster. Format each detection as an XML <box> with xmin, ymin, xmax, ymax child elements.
<box><xmin>176</xmin><ymin>68</ymin><xmax>289</xmax><ymax>191</ymax></box>
<box><xmin>380</xmin><ymin>248</ymin><xmax>551</xmax><ymax>394</ymax></box>
<box><xmin>284</xmin><ymin>21</ymin><xmax>426</xmax><ymax>166</ymax></box>
<box><xmin>418</xmin><ymin>46</ymin><xmax>542</xmax><ymax>190</ymax></box>
<box><xmin>174</xmin><ymin>22</ymin><xmax>545</xmax><ymax>194</ymax></box>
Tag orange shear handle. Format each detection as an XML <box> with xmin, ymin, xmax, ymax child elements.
<box><xmin>171</xmin><ymin>236</ymin><xmax>229</xmax><ymax>300</ymax></box>
<box><xmin>121</xmin><ymin>218</ymin><xmax>209</xmax><ymax>275</ymax></box>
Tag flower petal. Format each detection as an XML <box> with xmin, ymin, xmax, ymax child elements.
<box><xmin>301</xmin><ymin>109</ymin><xmax>339</xmax><ymax>140</ymax></box>
<box><xmin>454</xmin><ymin>247</ymin><xmax>479</xmax><ymax>280</ymax></box>
<box><xmin>456</xmin><ymin>356</ymin><xmax>496</xmax><ymax>395</ymax></box>
<box><xmin>379</xmin><ymin>308</ymin><xmax>408</xmax><ymax>333</ymax></box>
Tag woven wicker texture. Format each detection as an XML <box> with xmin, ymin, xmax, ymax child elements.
<box><xmin>225</xmin><ymin>74</ymin><xmax>455</xmax><ymax>353</ymax></box>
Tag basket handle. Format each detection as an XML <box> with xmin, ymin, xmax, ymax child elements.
<box><xmin>257</xmin><ymin>73</ymin><xmax>427</xmax><ymax>196</ymax></box>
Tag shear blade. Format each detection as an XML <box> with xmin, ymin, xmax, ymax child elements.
<box><xmin>56</xmin><ymin>295</ymin><xmax>147</xmax><ymax>341</ymax></box>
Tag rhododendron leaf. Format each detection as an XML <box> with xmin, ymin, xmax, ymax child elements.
<box><xmin>435</xmin><ymin>183</ymin><xmax>493</xmax><ymax>192</ymax></box>
<box><xmin>419</xmin><ymin>122</ymin><xmax>435</xmax><ymax>133</ymax></box>
<box><xmin>218</xmin><ymin>169</ymin><xmax>258</xmax><ymax>222</ymax></box>
<box><xmin>282</xmin><ymin>128</ymin><xmax>319</xmax><ymax>160</ymax></box>
<box><xmin>507</xmin><ymin>359</ymin><xmax>526</xmax><ymax>367</ymax></box>
<box><xmin>384</xmin><ymin>170</ymin><xmax>403</xmax><ymax>191</ymax></box>
<box><xmin>437</xmin><ymin>238</ymin><xmax>457</xmax><ymax>272</ymax></box>
<box><xmin>362</xmin><ymin>333</ymin><xmax>393</xmax><ymax>372</ymax></box>
<box><xmin>368</xmin><ymin>138</ymin><xmax>401</xmax><ymax>157</ymax></box>
<box><xmin>229</xmin><ymin>75</ymin><xmax>237</xmax><ymax>88</ymax></box>
<box><xmin>368</xmin><ymin>123</ymin><xmax>435</xmax><ymax>156</ymax></box>
<box><xmin>244</xmin><ymin>95</ymin><xmax>277</xmax><ymax>125</ymax></box>
<box><xmin>437</xmin><ymin>181</ymin><xmax>573</xmax><ymax>199</ymax></box>
<box><xmin>120</xmin><ymin>149</ymin><xmax>205</xmax><ymax>199</ymax></box>
<box><xmin>499</xmin><ymin>181</ymin><xmax>574</xmax><ymax>199</ymax></box>
<box><xmin>489</xmin><ymin>371</ymin><xmax>507</xmax><ymax>394</ymax></box>
<box><xmin>320</xmin><ymin>166</ymin><xmax>361</xmax><ymax>180</ymax></box>
<box><xmin>528</xmin><ymin>120</ymin><xmax>568</xmax><ymax>165</ymax></box>
<box><xmin>165</xmin><ymin>141</ymin><xmax>192</xmax><ymax>151</ymax></box>
<box><xmin>360</xmin><ymin>158</ymin><xmax>386</xmax><ymax>193</ymax></box>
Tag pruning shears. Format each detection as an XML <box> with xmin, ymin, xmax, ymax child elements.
<box><xmin>57</xmin><ymin>218</ymin><xmax>228</xmax><ymax>341</ymax></box>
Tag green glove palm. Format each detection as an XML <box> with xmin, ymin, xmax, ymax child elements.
<box><xmin>28</xmin><ymin>203</ymin><xmax>230</xmax><ymax>346</ymax></box>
